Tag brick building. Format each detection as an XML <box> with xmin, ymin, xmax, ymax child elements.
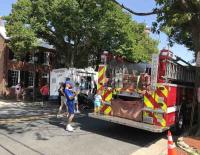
<box><xmin>0</xmin><ymin>19</ymin><xmax>55</xmax><ymax>99</ymax></box>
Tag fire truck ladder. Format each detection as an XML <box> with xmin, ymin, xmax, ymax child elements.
<box><xmin>165</xmin><ymin>56</ymin><xmax>195</xmax><ymax>83</ymax></box>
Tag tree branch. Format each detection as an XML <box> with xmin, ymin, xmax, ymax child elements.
<box><xmin>111</xmin><ymin>0</ymin><xmax>160</xmax><ymax>16</ymax></box>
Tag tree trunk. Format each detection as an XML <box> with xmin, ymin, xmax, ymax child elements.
<box><xmin>191</xmin><ymin>26</ymin><xmax>200</xmax><ymax>136</ymax></box>
<box><xmin>194</xmin><ymin>51</ymin><xmax>200</xmax><ymax>136</ymax></box>
<box><xmin>70</xmin><ymin>46</ymin><xmax>74</xmax><ymax>67</ymax></box>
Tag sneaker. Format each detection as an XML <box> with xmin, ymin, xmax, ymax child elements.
<box><xmin>75</xmin><ymin>110</ymin><xmax>80</xmax><ymax>114</ymax></box>
<box><xmin>76</xmin><ymin>110</ymin><xmax>80</xmax><ymax>114</ymax></box>
<box><xmin>66</xmin><ymin>124</ymin><xmax>74</xmax><ymax>132</ymax></box>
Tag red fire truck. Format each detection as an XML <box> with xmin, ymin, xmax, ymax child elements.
<box><xmin>89</xmin><ymin>49</ymin><xmax>195</xmax><ymax>133</ymax></box>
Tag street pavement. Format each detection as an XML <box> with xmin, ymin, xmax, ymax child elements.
<box><xmin>0</xmin><ymin>100</ymin><xmax>168</xmax><ymax>155</ymax></box>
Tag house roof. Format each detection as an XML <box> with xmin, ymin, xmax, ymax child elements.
<box><xmin>38</xmin><ymin>39</ymin><xmax>55</xmax><ymax>50</ymax></box>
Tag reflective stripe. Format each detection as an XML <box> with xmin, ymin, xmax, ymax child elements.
<box><xmin>152</xmin><ymin>92</ymin><xmax>167</xmax><ymax>112</ymax></box>
<box><xmin>168</xmin><ymin>136</ymin><xmax>173</xmax><ymax>142</ymax></box>
<box><xmin>105</xmin><ymin>93</ymin><xmax>112</xmax><ymax>102</ymax></box>
<box><xmin>154</xmin><ymin>113</ymin><xmax>166</xmax><ymax>127</ymax></box>
<box><xmin>157</xmin><ymin>84</ymin><xmax>169</xmax><ymax>97</ymax></box>
<box><xmin>98</xmin><ymin>65</ymin><xmax>106</xmax><ymax>90</ymax></box>
<box><xmin>160</xmin><ymin>118</ymin><xmax>166</xmax><ymax>127</ymax></box>
<box><xmin>99</xmin><ymin>104</ymin><xmax>112</xmax><ymax>115</ymax></box>
<box><xmin>144</xmin><ymin>96</ymin><xmax>154</xmax><ymax>109</ymax></box>
<box><xmin>144</xmin><ymin>106</ymin><xmax>180</xmax><ymax>114</ymax></box>
<box><xmin>168</xmin><ymin>144</ymin><xmax>176</xmax><ymax>149</ymax></box>
<box><xmin>167</xmin><ymin>106</ymin><xmax>179</xmax><ymax>113</ymax></box>
<box><xmin>104</xmin><ymin>106</ymin><xmax>112</xmax><ymax>115</ymax></box>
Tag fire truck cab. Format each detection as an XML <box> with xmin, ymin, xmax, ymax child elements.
<box><xmin>89</xmin><ymin>50</ymin><xmax>195</xmax><ymax>133</ymax></box>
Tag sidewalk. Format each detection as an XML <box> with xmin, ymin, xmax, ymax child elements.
<box><xmin>177</xmin><ymin>136</ymin><xmax>200</xmax><ymax>155</ymax></box>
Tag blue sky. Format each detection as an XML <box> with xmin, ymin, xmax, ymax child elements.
<box><xmin>0</xmin><ymin>0</ymin><xmax>194</xmax><ymax>62</ymax></box>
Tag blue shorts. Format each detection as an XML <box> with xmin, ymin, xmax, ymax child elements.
<box><xmin>94</xmin><ymin>101</ymin><xmax>101</xmax><ymax>107</ymax></box>
<box><xmin>66</xmin><ymin>101</ymin><xmax>75</xmax><ymax>114</ymax></box>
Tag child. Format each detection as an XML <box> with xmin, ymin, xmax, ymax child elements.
<box><xmin>94</xmin><ymin>90</ymin><xmax>103</xmax><ymax>113</ymax></box>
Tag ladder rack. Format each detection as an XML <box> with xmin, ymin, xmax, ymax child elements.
<box><xmin>164</xmin><ymin>58</ymin><xmax>195</xmax><ymax>83</ymax></box>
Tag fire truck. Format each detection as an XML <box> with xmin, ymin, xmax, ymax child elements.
<box><xmin>89</xmin><ymin>49</ymin><xmax>195</xmax><ymax>133</ymax></box>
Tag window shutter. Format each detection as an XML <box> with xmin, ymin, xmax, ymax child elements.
<box><xmin>7</xmin><ymin>70</ymin><xmax>12</xmax><ymax>87</ymax></box>
<box><xmin>35</xmin><ymin>73</ymin><xmax>39</xmax><ymax>87</ymax></box>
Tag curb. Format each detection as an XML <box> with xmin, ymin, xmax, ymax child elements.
<box><xmin>177</xmin><ymin>137</ymin><xmax>200</xmax><ymax>155</ymax></box>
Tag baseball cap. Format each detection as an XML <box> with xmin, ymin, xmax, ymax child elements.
<box><xmin>65</xmin><ymin>81</ymin><xmax>74</xmax><ymax>88</ymax></box>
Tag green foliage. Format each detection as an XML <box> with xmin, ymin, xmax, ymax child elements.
<box><xmin>154</xmin><ymin>0</ymin><xmax>200</xmax><ymax>52</ymax></box>
<box><xmin>6</xmin><ymin>21</ymin><xmax>38</xmax><ymax>59</ymax></box>
<box><xmin>5</xmin><ymin>0</ymin><xmax>158</xmax><ymax>66</ymax></box>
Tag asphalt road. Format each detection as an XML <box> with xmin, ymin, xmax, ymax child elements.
<box><xmin>0</xmin><ymin>101</ymin><xmax>166</xmax><ymax>155</ymax></box>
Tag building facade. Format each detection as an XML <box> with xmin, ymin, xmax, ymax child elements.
<box><xmin>0</xmin><ymin>20</ymin><xmax>54</xmax><ymax>99</ymax></box>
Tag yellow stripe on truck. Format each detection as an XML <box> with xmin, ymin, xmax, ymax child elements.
<box><xmin>154</xmin><ymin>113</ymin><xmax>166</xmax><ymax>127</ymax></box>
<box><xmin>98</xmin><ymin>66</ymin><xmax>106</xmax><ymax>90</ymax></box>
<box><xmin>157</xmin><ymin>84</ymin><xmax>169</xmax><ymax>97</ymax></box>
<box><xmin>144</xmin><ymin>96</ymin><xmax>154</xmax><ymax>109</ymax></box>
<box><xmin>104</xmin><ymin>106</ymin><xmax>112</xmax><ymax>115</ymax></box>
<box><xmin>105</xmin><ymin>93</ymin><xmax>112</xmax><ymax>102</ymax></box>
<box><xmin>151</xmin><ymin>92</ymin><xmax>167</xmax><ymax>112</ymax></box>
<box><xmin>98</xmin><ymin>66</ymin><xmax>105</xmax><ymax>79</ymax></box>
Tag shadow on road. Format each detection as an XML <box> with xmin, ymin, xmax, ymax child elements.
<box><xmin>0</xmin><ymin>101</ymin><xmax>59</xmax><ymax>135</ymax></box>
<box><xmin>49</xmin><ymin>113</ymin><xmax>167</xmax><ymax>148</ymax></box>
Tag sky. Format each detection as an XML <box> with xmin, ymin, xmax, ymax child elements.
<box><xmin>0</xmin><ymin>0</ymin><xmax>194</xmax><ymax>62</ymax></box>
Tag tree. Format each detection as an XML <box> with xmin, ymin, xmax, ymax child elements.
<box><xmin>154</xmin><ymin>0</ymin><xmax>200</xmax><ymax>136</ymax></box>
<box><xmin>113</xmin><ymin>0</ymin><xmax>200</xmax><ymax>135</ymax></box>
<box><xmin>5</xmin><ymin>0</ymin><xmax>158</xmax><ymax>68</ymax></box>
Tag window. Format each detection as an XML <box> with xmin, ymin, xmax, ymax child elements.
<box><xmin>12</xmin><ymin>70</ymin><xmax>19</xmax><ymax>86</ymax></box>
<box><xmin>28</xmin><ymin>72</ymin><xmax>34</xmax><ymax>86</ymax></box>
<box><xmin>8</xmin><ymin>70</ymin><xmax>19</xmax><ymax>87</ymax></box>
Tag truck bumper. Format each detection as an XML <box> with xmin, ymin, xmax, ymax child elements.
<box><xmin>88</xmin><ymin>113</ymin><xmax>169</xmax><ymax>133</ymax></box>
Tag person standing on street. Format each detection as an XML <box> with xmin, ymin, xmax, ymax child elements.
<box><xmin>64</xmin><ymin>82</ymin><xmax>77</xmax><ymax>131</ymax></box>
<box><xmin>57</xmin><ymin>82</ymin><xmax>68</xmax><ymax>118</ymax></box>
<box><xmin>40</xmin><ymin>83</ymin><xmax>49</xmax><ymax>106</ymax></box>
<box><xmin>15</xmin><ymin>82</ymin><xmax>22</xmax><ymax>102</ymax></box>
